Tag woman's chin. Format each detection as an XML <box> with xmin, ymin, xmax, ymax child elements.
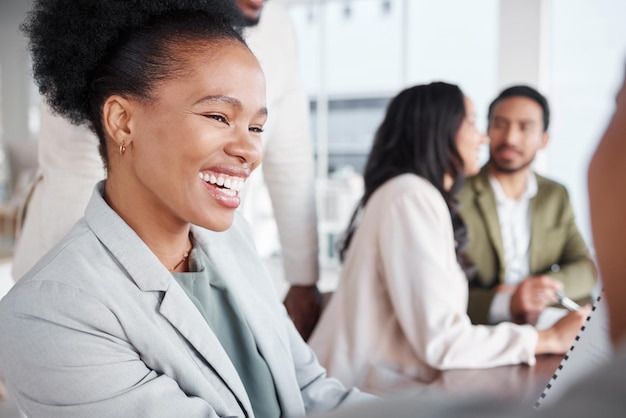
<box><xmin>465</xmin><ymin>166</ymin><xmax>480</xmax><ymax>177</ymax></box>
<box><xmin>204</xmin><ymin>220</ymin><xmax>234</xmax><ymax>232</ymax></box>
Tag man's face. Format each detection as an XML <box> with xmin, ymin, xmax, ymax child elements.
<box><xmin>236</xmin><ymin>0</ymin><xmax>266</xmax><ymax>26</ymax></box>
<box><xmin>487</xmin><ymin>96</ymin><xmax>549</xmax><ymax>174</ymax></box>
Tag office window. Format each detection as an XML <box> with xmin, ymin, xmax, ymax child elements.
<box><xmin>289</xmin><ymin>0</ymin><xmax>498</xmax><ymax>178</ymax></box>
<box><xmin>288</xmin><ymin>0</ymin><xmax>498</xmax><ymax>263</ymax></box>
<box><xmin>547</xmin><ymin>0</ymin><xmax>626</xmax><ymax>246</ymax></box>
<box><xmin>404</xmin><ymin>0</ymin><xmax>498</xmax><ymax>131</ymax></box>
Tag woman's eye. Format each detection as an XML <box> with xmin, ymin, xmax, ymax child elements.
<box><xmin>206</xmin><ymin>114</ymin><xmax>228</xmax><ymax>124</ymax></box>
<box><xmin>249</xmin><ymin>126</ymin><xmax>264</xmax><ymax>133</ymax></box>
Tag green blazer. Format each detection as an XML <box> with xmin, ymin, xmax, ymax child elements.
<box><xmin>458</xmin><ymin>165</ymin><xmax>597</xmax><ymax>325</ymax></box>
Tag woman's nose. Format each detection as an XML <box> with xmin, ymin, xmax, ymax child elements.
<box><xmin>225</xmin><ymin>127</ymin><xmax>263</xmax><ymax>167</ymax></box>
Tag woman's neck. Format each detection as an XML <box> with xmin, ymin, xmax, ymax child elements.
<box><xmin>104</xmin><ymin>178</ymin><xmax>192</xmax><ymax>272</ymax></box>
<box><xmin>443</xmin><ymin>173</ymin><xmax>454</xmax><ymax>191</ymax></box>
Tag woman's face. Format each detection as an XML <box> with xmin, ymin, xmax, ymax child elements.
<box><xmin>113</xmin><ymin>40</ymin><xmax>267</xmax><ymax>232</ymax></box>
<box><xmin>456</xmin><ymin>96</ymin><xmax>488</xmax><ymax>176</ymax></box>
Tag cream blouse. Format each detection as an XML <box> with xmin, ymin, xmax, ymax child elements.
<box><xmin>309</xmin><ymin>174</ymin><xmax>538</xmax><ymax>394</ymax></box>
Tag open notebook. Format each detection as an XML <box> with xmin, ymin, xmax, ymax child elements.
<box><xmin>534</xmin><ymin>291</ymin><xmax>612</xmax><ymax>409</ymax></box>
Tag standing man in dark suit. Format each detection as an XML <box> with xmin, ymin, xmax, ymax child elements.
<box><xmin>458</xmin><ymin>85</ymin><xmax>596</xmax><ymax>326</ymax></box>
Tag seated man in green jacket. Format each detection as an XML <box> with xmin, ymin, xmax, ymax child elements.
<box><xmin>458</xmin><ymin>85</ymin><xmax>597</xmax><ymax>326</ymax></box>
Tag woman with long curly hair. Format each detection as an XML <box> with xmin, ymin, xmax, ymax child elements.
<box><xmin>309</xmin><ymin>82</ymin><xmax>590</xmax><ymax>394</ymax></box>
<box><xmin>0</xmin><ymin>1</ymin><xmax>374</xmax><ymax>416</ymax></box>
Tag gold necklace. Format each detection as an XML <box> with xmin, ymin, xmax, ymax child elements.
<box><xmin>169</xmin><ymin>241</ymin><xmax>192</xmax><ymax>272</ymax></box>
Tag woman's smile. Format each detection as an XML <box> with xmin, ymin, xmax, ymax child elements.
<box><xmin>198</xmin><ymin>169</ymin><xmax>249</xmax><ymax>209</ymax></box>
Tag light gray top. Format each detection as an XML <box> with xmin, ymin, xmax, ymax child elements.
<box><xmin>173</xmin><ymin>246</ymin><xmax>280</xmax><ymax>418</ymax></box>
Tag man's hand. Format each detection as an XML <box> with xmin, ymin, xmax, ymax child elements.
<box><xmin>509</xmin><ymin>275</ymin><xmax>563</xmax><ymax>325</ymax></box>
<box><xmin>283</xmin><ymin>285</ymin><xmax>322</xmax><ymax>341</ymax></box>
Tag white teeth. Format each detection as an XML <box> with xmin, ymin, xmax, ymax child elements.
<box><xmin>199</xmin><ymin>172</ymin><xmax>245</xmax><ymax>193</ymax></box>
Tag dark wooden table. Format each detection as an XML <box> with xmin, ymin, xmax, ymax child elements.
<box><xmin>373</xmin><ymin>354</ymin><xmax>563</xmax><ymax>403</ymax></box>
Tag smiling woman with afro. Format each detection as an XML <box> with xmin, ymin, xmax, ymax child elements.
<box><xmin>0</xmin><ymin>1</ymin><xmax>375</xmax><ymax>417</ymax></box>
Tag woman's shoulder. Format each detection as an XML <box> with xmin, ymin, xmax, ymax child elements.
<box><xmin>381</xmin><ymin>173</ymin><xmax>439</xmax><ymax>195</ymax></box>
<box><xmin>12</xmin><ymin>221</ymin><xmax>128</xmax><ymax>300</ymax></box>
<box><xmin>362</xmin><ymin>174</ymin><xmax>449</xmax><ymax>227</ymax></box>
<box><xmin>372</xmin><ymin>174</ymin><xmax>444</xmax><ymax>208</ymax></box>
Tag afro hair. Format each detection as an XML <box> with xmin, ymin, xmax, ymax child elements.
<box><xmin>21</xmin><ymin>0</ymin><xmax>245</xmax><ymax>126</ymax></box>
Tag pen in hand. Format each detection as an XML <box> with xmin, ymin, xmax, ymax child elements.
<box><xmin>555</xmin><ymin>290</ymin><xmax>581</xmax><ymax>311</ymax></box>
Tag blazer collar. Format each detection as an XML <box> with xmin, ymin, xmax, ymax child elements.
<box><xmin>84</xmin><ymin>182</ymin><xmax>171</xmax><ymax>292</ymax></box>
<box><xmin>528</xmin><ymin>175</ymin><xmax>549</xmax><ymax>272</ymax></box>
<box><xmin>472</xmin><ymin>165</ymin><xmax>506</xmax><ymax>276</ymax></box>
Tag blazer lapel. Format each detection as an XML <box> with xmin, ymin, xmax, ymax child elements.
<box><xmin>528</xmin><ymin>177</ymin><xmax>545</xmax><ymax>274</ymax></box>
<box><xmin>228</xmin><ymin>276</ymin><xmax>302</xmax><ymax>412</ymax></box>
<box><xmin>159</xmin><ymin>284</ymin><xmax>253</xmax><ymax>413</ymax></box>
<box><xmin>122</xmin><ymin>259</ymin><xmax>254</xmax><ymax>416</ymax></box>
<box><xmin>197</xmin><ymin>225</ymin><xmax>303</xmax><ymax>414</ymax></box>
<box><xmin>474</xmin><ymin>168</ymin><xmax>507</xmax><ymax>281</ymax></box>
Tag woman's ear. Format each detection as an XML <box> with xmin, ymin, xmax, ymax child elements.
<box><xmin>102</xmin><ymin>95</ymin><xmax>133</xmax><ymax>148</ymax></box>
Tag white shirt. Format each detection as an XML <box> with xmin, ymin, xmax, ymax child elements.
<box><xmin>488</xmin><ymin>171</ymin><xmax>538</xmax><ymax>324</ymax></box>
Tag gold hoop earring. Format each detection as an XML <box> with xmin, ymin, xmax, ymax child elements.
<box><xmin>119</xmin><ymin>141</ymin><xmax>126</xmax><ymax>156</ymax></box>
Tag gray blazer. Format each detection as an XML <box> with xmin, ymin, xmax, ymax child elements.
<box><xmin>0</xmin><ymin>182</ymin><xmax>372</xmax><ymax>418</ymax></box>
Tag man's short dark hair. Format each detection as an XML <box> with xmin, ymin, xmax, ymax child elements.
<box><xmin>487</xmin><ymin>85</ymin><xmax>550</xmax><ymax>131</ymax></box>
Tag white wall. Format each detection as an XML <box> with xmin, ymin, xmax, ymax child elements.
<box><xmin>546</xmin><ymin>0</ymin><xmax>626</xmax><ymax>250</ymax></box>
<box><xmin>497</xmin><ymin>0</ymin><xmax>548</xmax><ymax>90</ymax></box>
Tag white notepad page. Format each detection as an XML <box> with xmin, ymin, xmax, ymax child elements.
<box><xmin>534</xmin><ymin>292</ymin><xmax>613</xmax><ymax>409</ymax></box>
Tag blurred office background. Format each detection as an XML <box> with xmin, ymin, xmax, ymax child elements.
<box><xmin>0</xmin><ymin>0</ymin><xmax>625</xmax><ymax>289</ymax></box>
<box><xmin>284</xmin><ymin>0</ymin><xmax>626</xmax><ymax>267</ymax></box>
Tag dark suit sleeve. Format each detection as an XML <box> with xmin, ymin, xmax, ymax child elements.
<box><xmin>467</xmin><ymin>288</ymin><xmax>497</xmax><ymax>325</ymax></box>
